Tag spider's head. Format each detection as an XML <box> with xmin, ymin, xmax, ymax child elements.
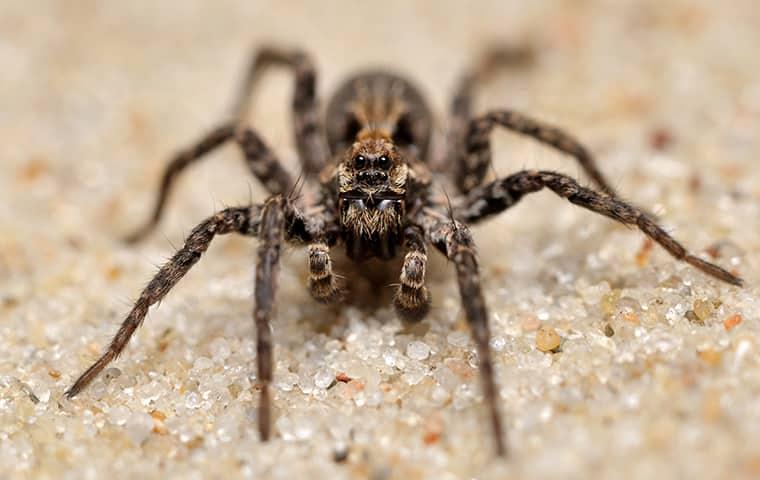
<box><xmin>337</xmin><ymin>134</ymin><xmax>408</xmax><ymax>203</ymax></box>
<box><xmin>335</xmin><ymin>133</ymin><xmax>408</xmax><ymax>249</ymax></box>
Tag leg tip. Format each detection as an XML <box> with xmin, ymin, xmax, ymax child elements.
<box><xmin>684</xmin><ymin>254</ymin><xmax>745</xmax><ymax>287</ymax></box>
<box><xmin>495</xmin><ymin>443</ymin><xmax>508</xmax><ymax>458</ymax></box>
<box><xmin>393</xmin><ymin>294</ymin><xmax>431</xmax><ymax>323</ymax></box>
<box><xmin>64</xmin><ymin>384</ymin><xmax>80</xmax><ymax>399</ymax></box>
<box><xmin>309</xmin><ymin>281</ymin><xmax>345</xmax><ymax>304</ymax></box>
<box><xmin>123</xmin><ymin>228</ymin><xmax>149</xmax><ymax>245</ymax></box>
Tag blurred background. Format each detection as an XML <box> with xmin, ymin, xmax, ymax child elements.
<box><xmin>1</xmin><ymin>1</ymin><xmax>759</xmax><ymax>479</ymax></box>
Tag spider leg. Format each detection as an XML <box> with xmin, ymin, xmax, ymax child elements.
<box><xmin>456</xmin><ymin>110</ymin><xmax>618</xmax><ymax>195</ymax></box>
<box><xmin>231</xmin><ymin>47</ymin><xmax>328</xmax><ymax>176</ymax></box>
<box><xmin>66</xmin><ymin>205</ymin><xmax>261</xmax><ymax>398</ymax></box>
<box><xmin>458</xmin><ymin>170</ymin><xmax>743</xmax><ymax>286</ymax></box>
<box><xmin>308</xmin><ymin>241</ymin><xmax>344</xmax><ymax>303</ymax></box>
<box><xmin>421</xmin><ymin>216</ymin><xmax>507</xmax><ymax>456</ymax></box>
<box><xmin>124</xmin><ymin>124</ymin><xmax>234</xmax><ymax>243</ymax></box>
<box><xmin>445</xmin><ymin>46</ymin><xmax>614</xmax><ymax>195</ymax></box>
<box><xmin>125</xmin><ymin>125</ymin><xmax>292</xmax><ymax>244</ymax></box>
<box><xmin>252</xmin><ymin>197</ymin><xmax>286</xmax><ymax>441</ymax></box>
<box><xmin>127</xmin><ymin>45</ymin><xmax>326</xmax><ymax>244</ymax></box>
<box><xmin>393</xmin><ymin>225</ymin><xmax>431</xmax><ymax>322</ymax></box>
<box><xmin>125</xmin><ymin>125</ymin><xmax>293</xmax><ymax>243</ymax></box>
<box><xmin>445</xmin><ymin>46</ymin><xmax>534</xmax><ymax>174</ymax></box>
<box><xmin>235</xmin><ymin>127</ymin><xmax>294</xmax><ymax>193</ymax></box>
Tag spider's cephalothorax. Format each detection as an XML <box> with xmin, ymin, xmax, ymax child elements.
<box><xmin>67</xmin><ymin>46</ymin><xmax>744</xmax><ymax>458</ymax></box>
<box><xmin>336</xmin><ymin>135</ymin><xmax>408</xmax><ymax>260</ymax></box>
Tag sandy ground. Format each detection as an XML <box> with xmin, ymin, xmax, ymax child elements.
<box><xmin>2</xmin><ymin>1</ymin><xmax>760</xmax><ymax>479</ymax></box>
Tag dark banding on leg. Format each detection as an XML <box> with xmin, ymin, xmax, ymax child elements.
<box><xmin>128</xmin><ymin>46</ymin><xmax>326</xmax><ymax>244</ymax></box>
<box><xmin>126</xmin><ymin>123</ymin><xmax>295</xmax><ymax>243</ymax></box>
<box><xmin>235</xmin><ymin>127</ymin><xmax>293</xmax><ymax>194</ymax></box>
<box><xmin>308</xmin><ymin>242</ymin><xmax>343</xmax><ymax>303</ymax></box>
<box><xmin>393</xmin><ymin>225</ymin><xmax>431</xmax><ymax>322</ymax></box>
<box><xmin>459</xmin><ymin>110</ymin><xmax>618</xmax><ymax>195</ymax></box>
<box><xmin>125</xmin><ymin>124</ymin><xmax>236</xmax><ymax>243</ymax></box>
<box><xmin>231</xmin><ymin>47</ymin><xmax>328</xmax><ymax>175</ymax></box>
<box><xmin>446</xmin><ymin>47</ymin><xmax>533</xmax><ymax>184</ymax></box>
<box><xmin>458</xmin><ymin>170</ymin><xmax>743</xmax><ymax>286</ymax></box>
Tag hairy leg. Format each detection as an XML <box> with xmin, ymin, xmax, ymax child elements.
<box><xmin>252</xmin><ymin>197</ymin><xmax>286</xmax><ymax>441</ymax></box>
<box><xmin>125</xmin><ymin>124</ymin><xmax>234</xmax><ymax>243</ymax></box>
<box><xmin>125</xmin><ymin>125</ymin><xmax>292</xmax><ymax>244</ymax></box>
<box><xmin>231</xmin><ymin>47</ymin><xmax>328</xmax><ymax>175</ymax></box>
<box><xmin>127</xmin><ymin>45</ymin><xmax>325</xmax><ymax>244</ymax></box>
<box><xmin>308</xmin><ymin>242</ymin><xmax>343</xmax><ymax>303</ymax></box>
<box><xmin>66</xmin><ymin>205</ymin><xmax>261</xmax><ymax>397</ymax></box>
<box><xmin>422</xmin><ymin>216</ymin><xmax>507</xmax><ymax>456</ymax></box>
<box><xmin>445</xmin><ymin>46</ymin><xmax>534</xmax><ymax>174</ymax></box>
<box><xmin>458</xmin><ymin>170</ymin><xmax>743</xmax><ymax>286</ymax></box>
<box><xmin>457</xmin><ymin>110</ymin><xmax>618</xmax><ymax>195</ymax></box>
<box><xmin>235</xmin><ymin>127</ymin><xmax>293</xmax><ymax>193</ymax></box>
<box><xmin>393</xmin><ymin>225</ymin><xmax>431</xmax><ymax>322</ymax></box>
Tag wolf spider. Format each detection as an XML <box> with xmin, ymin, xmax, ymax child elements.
<box><xmin>66</xmin><ymin>46</ymin><xmax>742</xmax><ymax>456</ymax></box>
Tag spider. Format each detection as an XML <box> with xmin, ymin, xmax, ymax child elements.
<box><xmin>66</xmin><ymin>46</ymin><xmax>743</xmax><ymax>456</ymax></box>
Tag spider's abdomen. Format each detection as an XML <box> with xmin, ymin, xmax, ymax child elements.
<box><xmin>325</xmin><ymin>71</ymin><xmax>432</xmax><ymax>161</ymax></box>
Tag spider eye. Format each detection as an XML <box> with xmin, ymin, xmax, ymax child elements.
<box><xmin>354</xmin><ymin>155</ymin><xmax>366</xmax><ymax>169</ymax></box>
<box><xmin>377</xmin><ymin>155</ymin><xmax>391</xmax><ymax>169</ymax></box>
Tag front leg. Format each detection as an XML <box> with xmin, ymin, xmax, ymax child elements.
<box><xmin>424</xmin><ymin>218</ymin><xmax>507</xmax><ymax>456</ymax></box>
<box><xmin>253</xmin><ymin>197</ymin><xmax>286</xmax><ymax>441</ymax></box>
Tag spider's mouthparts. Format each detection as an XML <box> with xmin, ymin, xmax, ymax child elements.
<box><xmin>339</xmin><ymin>190</ymin><xmax>405</xmax><ymax>214</ymax></box>
<box><xmin>343</xmin><ymin>197</ymin><xmax>401</xmax><ymax>212</ymax></box>
<box><xmin>339</xmin><ymin>190</ymin><xmax>404</xmax><ymax>203</ymax></box>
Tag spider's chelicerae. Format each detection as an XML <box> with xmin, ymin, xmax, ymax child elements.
<box><xmin>67</xmin><ymin>46</ymin><xmax>743</xmax><ymax>456</ymax></box>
